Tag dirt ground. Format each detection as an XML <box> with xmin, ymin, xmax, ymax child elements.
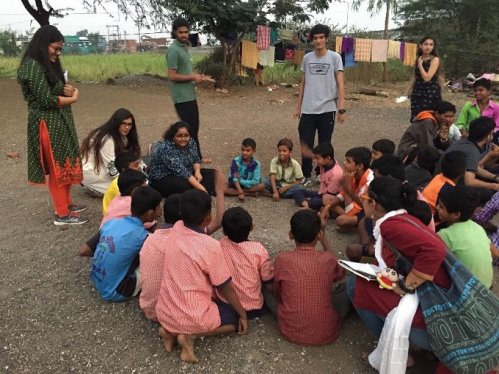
<box><xmin>1</xmin><ymin>77</ymin><xmax>497</xmax><ymax>373</ymax></box>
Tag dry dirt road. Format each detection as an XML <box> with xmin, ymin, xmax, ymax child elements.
<box><xmin>0</xmin><ymin>77</ymin><xmax>496</xmax><ymax>373</ymax></box>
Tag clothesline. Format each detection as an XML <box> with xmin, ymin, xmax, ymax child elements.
<box><xmin>238</xmin><ymin>25</ymin><xmax>421</xmax><ymax>72</ymax></box>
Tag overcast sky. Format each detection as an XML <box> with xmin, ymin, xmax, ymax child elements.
<box><xmin>0</xmin><ymin>0</ymin><xmax>397</xmax><ymax>39</ymax></box>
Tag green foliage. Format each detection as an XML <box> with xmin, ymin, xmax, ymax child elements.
<box><xmin>0</xmin><ymin>52</ymin><xmax>202</xmax><ymax>81</ymax></box>
<box><xmin>397</xmin><ymin>0</ymin><xmax>499</xmax><ymax>77</ymax></box>
<box><xmin>0</xmin><ymin>31</ymin><xmax>22</xmax><ymax>57</ymax></box>
<box><xmin>345</xmin><ymin>59</ymin><xmax>412</xmax><ymax>84</ymax></box>
<box><xmin>194</xmin><ymin>47</ymin><xmax>225</xmax><ymax>83</ymax></box>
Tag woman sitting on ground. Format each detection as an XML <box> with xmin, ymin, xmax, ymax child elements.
<box><xmin>81</xmin><ymin>108</ymin><xmax>141</xmax><ymax>196</ymax></box>
<box><xmin>347</xmin><ymin>176</ymin><xmax>451</xmax><ymax>372</ymax></box>
<box><xmin>148</xmin><ymin>121</ymin><xmax>214</xmax><ymax>198</ymax></box>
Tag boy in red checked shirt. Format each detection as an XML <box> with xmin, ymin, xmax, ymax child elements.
<box><xmin>272</xmin><ymin>209</ymin><xmax>349</xmax><ymax>346</ymax></box>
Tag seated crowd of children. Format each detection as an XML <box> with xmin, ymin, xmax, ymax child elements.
<box><xmin>80</xmin><ymin>98</ymin><xmax>498</xmax><ymax>364</ymax></box>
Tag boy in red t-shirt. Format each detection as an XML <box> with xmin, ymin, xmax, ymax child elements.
<box><xmin>273</xmin><ymin>210</ymin><xmax>347</xmax><ymax>346</ymax></box>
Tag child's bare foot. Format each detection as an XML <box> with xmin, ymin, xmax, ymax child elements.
<box><xmin>158</xmin><ymin>326</ymin><xmax>177</xmax><ymax>353</ymax></box>
<box><xmin>238</xmin><ymin>193</ymin><xmax>245</xmax><ymax>201</ymax></box>
<box><xmin>201</xmin><ymin>157</ymin><xmax>212</xmax><ymax>164</ymax></box>
<box><xmin>78</xmin><ymin>243</ymin><xmax>93</xmax><ymax>257</ymax></box>
<box><xmin>177</xmin><ymin>334</ymin><xmax>198</xmax><ymax>363</ymax></box>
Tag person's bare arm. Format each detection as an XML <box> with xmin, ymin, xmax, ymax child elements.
<box><xmin>490</xmin><ymin>243</ymin><xmax>499</xmax><ymax>259</ymax></box>
<box><xmin>206</xmin><ymin>168</ymin><xmax>225</xmax><ymax>235</ymax></box>
<box><xmin>187</xmin><ymin>175</ymin><xmax>207</xmax><ymax>192</ymax></box>
<box><xmin>270</xmin><ymin>174</ymin><xmax>280</xmax><ymax>201</ymax></box>
<box><xmin>463</xmin><ymin>170</ymin><xmax>499</xmax><ymax>191</ymax></box>
<box><xmin>405</xmin><ymin>75</ymin><xmax>416</xmax><ymax>97</ymax></box>
<box><xmin>167</xmin><ymin>68</ymin><xmax>206</xmax><ymax>83</ymax></box>
<box><xmin>293</xmin><ymin>72</ymin><xmax>305</xmax><ymax>119</ymax></box>
<box><xmin>57</xmin><ymin>88</ymin><xmax>79</xmax><ymax>108</ymax></box>
<box><xmin>418</xmin><ymin>56</ymin><xmax>440</xmax><ymax>82</ymax></box>
<box><xmin>335</xmin><ymin>71</ymin><xmax>346</xmax><ymax>124</ymax></box>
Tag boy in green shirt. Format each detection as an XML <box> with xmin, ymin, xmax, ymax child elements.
<box><xmin>456</xmin><ymin>78</ymin><xmax>499</xmax><ymax>137</ymax></box>
<box><xmin>436</xmin><ymin>185</ymin><xmax>493</xmax><ymax>288</ymax></box>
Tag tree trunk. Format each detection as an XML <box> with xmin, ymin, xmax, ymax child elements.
<box><xmin>21</xmin><ymin>0</ymin><xmax>52</xmax><ymax>26</ymax></box>
<box><xmin>382</xmin><ymin>0</ymin><xmax>391</xmax><ymax>82</ymax></box>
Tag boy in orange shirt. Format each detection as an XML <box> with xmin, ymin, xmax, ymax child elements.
<box><xmin>325</xmin><ymin>147</ymin><xmax>374</xmax><ymax>228</ymax></box>
<box><xmin>422</xmin><ymin>150</ymin><xmax>466</xmax><ymax>215</ymax></box>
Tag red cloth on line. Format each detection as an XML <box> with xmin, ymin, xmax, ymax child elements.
<box><xmin>353</xmin><ymin>214</ymin><xmax>450</xmax><ymax>328</ymax></box>
<box><xmin>274</xmin><ymin>247</ymin><xmax>345</xmax><ymax>345</ymax></box>
<box><xmin>257</xmin><ymin>25</ymin><xmax>270</xmax><ymax>50</ymax></box>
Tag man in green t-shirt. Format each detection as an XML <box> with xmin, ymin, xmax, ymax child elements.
<box><xmin>167</xmin><ymin>18</ymin><xmax>213</xmax><ymax>162</ymax></box>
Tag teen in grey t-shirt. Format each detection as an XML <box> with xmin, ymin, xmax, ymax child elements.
<box><xmin>294</xmin><ymin>24</ymin><xmax>346</xmax><ymax>182</ymax></box>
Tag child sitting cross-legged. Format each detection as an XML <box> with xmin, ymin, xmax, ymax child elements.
<box><xmin>216</xmin><ymin>207</ymin><xmax>274</xmax><ymax>318</ymax></box>
<box><xmin>272</xmin><ymin>209</ymin><xmax>348</xmax><ymax>346</ymax></box>
<box><xmin>155</xmin><ymin>189</ymin><xmax>248</xmax><ymax>363</ymax></box>
<box><xmin>436</xmin><ymin>185</ymin><xmax>495</xmax><ymax>288</ymax></box>
<box><xmin>79</xmin><ymin>169</ymin><xmax>148</xmax><ymax>257</ymax></box>
<box><xmin>326</xmin><ymin>147</ymin><xmax>374</xmax><ymax>228</ymax></box>
<box><xmin>263</xmin><ymin>138</ymin><xmax>304</xmax><ymax>201</ymax></box>
<box><xmin>91</xmin><ymin>186</ymin><xmax>163</xmax><ymax>302</ymax></box>
<box><xmin>102</xmin><ymin>150</ymin><xmax>142</xmax><ymax>216</ymax></box>
<box><xmin>139</xmin><ymin>169</ymin><xmax>226</xmax><ymax>322</ymax></box>
<box><xmin>293</xmin><ymin>143</ymin><xmax>343</xmax><ymax>210</ymax></box>
<box><xmin>224</xmin><ymin>138</ymin><xmax>265</xmax><ymax>201</ymax></box>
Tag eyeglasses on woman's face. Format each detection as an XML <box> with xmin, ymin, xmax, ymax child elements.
<box><xmin>174</xmin><ymin>133</ymin><xmax>190</xmax><ymax>139</ymax></box>
<box><xmin>120</xmin><ymin>121</ymin><xmax>133</xmax><ymax>128</ymax></box>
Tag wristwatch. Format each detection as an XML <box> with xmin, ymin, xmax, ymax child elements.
<box><xmin>338</xmin><ymin>109</ymin><xmax>347</xmax><ymax>114</ymax></box>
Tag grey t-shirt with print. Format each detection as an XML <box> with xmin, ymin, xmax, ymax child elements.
<box><xmin>300</xmin><ymin>50</ymin><xmax>343</xmax><ymax>114</ymax></box>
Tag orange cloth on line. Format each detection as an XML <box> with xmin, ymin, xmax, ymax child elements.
<box><xmin>294</xmin><ymin>49</ymin><xmax>305</xmax><ymax>66</ymax></box>
<box><xmin>335</xmin><ymin>36</ymin><xmax>343</xmax><ymax>53</ymax></box>
<box><xmin>241</xmin><ymin>40</ymin><xmax>259</xmax><ymax>69</ymax></box>
<box><xmin>404</xmin><ymin>42</ymin><xmax>418</xmax><ymax>66</ymax></box>
<box><xmin>354</xmin><ymin>38</ymin><xmax>372</xmax><ymax>62</ymax></box>
<box><xmin>387</xmin><ymin>40</ymin><xmax>401</xmax><ymax>59</ymax></box>
<box><xmin>371</xmin><ymin>40</ymin><xmax>388</xmax><ymax>62</ymax></box>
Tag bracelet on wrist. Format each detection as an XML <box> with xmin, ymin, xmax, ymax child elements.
<box><xmin>398</xmin><ymin>279</ymin><xmax>416</xmax><ymax>294</ymax></box>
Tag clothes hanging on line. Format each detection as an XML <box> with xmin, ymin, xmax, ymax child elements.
<box><xmin>354</xmin><ymin>38</ymin><xmax>372</xmax><ymax>62</ymax></box>
<box><xmin>278</xmin><ymin>28</ymin><xmax>294</xmax><ymax>40</ymax></box>
<box><xmin>241</xmin><ymin>40</ymin><xmax>259</xmax><ymax>69</ymax></box>
<box><xmin>387</xmin><ymin>40</ymin><xmax>401</xmax><ymax>59</ymax></box>
<box><xmin>400</xmin><ymin>42</ymin><xmax>406</xmax><ymax>62</ymax></box>
<box><xmin>371</xmin><ymin>39</ymin><xmax>388</xmax><ymax>62</ymax></box>
<box><xmin>404</xmin><ymin>42</ymin><xmax>418</xmax><ymax>66</ymax></box>
<box><xmin>344</xmin><ymin>51</ymin><xmax>356</xmax><ymax>68</ymax></box>
<box><xmin>335</xmin><ymin>37</ymin><xmax>343</xmax><ymax>53</ymax></box>
<box><xmin>259</xmin><ymin>46</ymin><xmax>275</xmax><ymax>67</ymax></box>
<box><xmin>270</xmin><ymin>28</ymin><xmax>279</xmax><ymax>44</ymax></box>
<box><xmin>274</xmin><ymin>42</ymin><xmax>285</xmax><ymax>62</ymax></box>
<box><xmin>341</xmin><ymin>37</ymin><xmax>354</xmax><ymax>53</ymax></box>
<box><xmin>294</xmin><ymin>49</ymin><xmax>305</xmax><ymax>66</ymax></box>
<box><xmin>257</xmin><ymin>25</ymin><xmax>270</xmax><ymax>50</ymax></box>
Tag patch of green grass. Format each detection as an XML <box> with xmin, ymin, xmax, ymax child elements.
<box><xmin>0</xmin><ymin>52</ymin><xmax>206</xmax><ymax>82</ymax></box>
<box><xmin>0</xmin><ymin>52</ymin><xmax>411</xmax><ymax>84</ymax></box>
<box><xmin>0</xmin><ymin>56</ymin><xmax>21</xmax><ymax>78</ymax></box>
